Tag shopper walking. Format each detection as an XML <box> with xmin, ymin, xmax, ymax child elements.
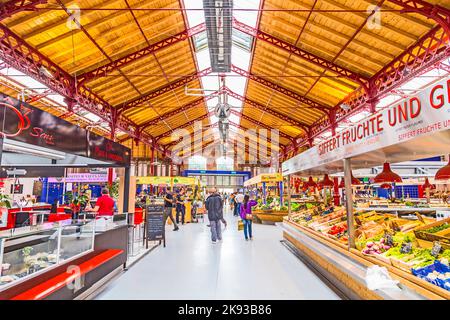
<box><xmin>163</xmin><ymin>189</ymin><xmax>179</xmax><ymax>231</ymax></box>
<box><xmin>234</xmin><ymin>192</ymin><xmax>244</xmax><ymax>217</ymax></box>
<box><xmin>240</xmin><ymin>194</ymin><xmax>257</xmax><ymax>241</ymax></box>
<box><xmin>205</xmin><ymin>188</ymin><xmax>227</xmax><ymax>243</ymax></box>
<box><xmin>175</xmin><ymin>188</ymin><xmax>186</xmax><ymax>224</ymax></box>
<box><xmin>230</xmin><ymin>193</ymin><xmax>237</xmax><ymax>216</ymax></box>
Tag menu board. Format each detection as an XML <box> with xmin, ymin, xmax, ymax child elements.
<box><xmin>146</xmin><ymin>204</ymin><xmax>165</xmax><ymax>245</ymax></box>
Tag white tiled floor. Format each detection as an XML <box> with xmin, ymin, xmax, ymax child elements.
<box><xmin>95</xmin><ymin>207</ymin><xmax>340</xmax><ymax>300</ymax></box>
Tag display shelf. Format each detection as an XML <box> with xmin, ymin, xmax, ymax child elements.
<box><xmin>283</xmin><ymin>220</ymin><xmax>450</xmax><ymax>300</ymax></box>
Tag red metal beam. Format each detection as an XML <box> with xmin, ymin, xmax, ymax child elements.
<box><xmin>0</xmin><ymin>0</ymin><xmax>46</xmax><ymax>20</ymax></box>
<box><xmin>136</xmin><ymin>94</ymin><xmax>215</xmax><ymax>133</ymax></box>
<box><xmin>156</xmin><ymin>112</ymin><xmax>212</xmax><ymax>141</ymax></box>
<box><xmin>237</xmin><ymin>111</ymin><xmax>295</xmax><ymax>142</ymax></box>
<box><xmin>77</xmin><ymin>23</ymin><xmax>206</xmax><ymax>86</ymax></box>
<box><xmin>223</xmin><ymin>88</ymin><xmax>311</xmax><ymax>131</ymax></box>
<box><xmin>117</xmin><ymin>67</ymin><xmax>212</xmax><ymax>113</ymax></box>
<box><xmin>0</xmin><ymin>23</ymin><xmax>167</xmax><ymax>154</ymax></box>
<box><xmin>283</xmin><ymin>22</ymin><xmax>450</xmax><ymax>155</ymax></box>
<box><xmin>231</xmin><ymin>64</ymin><xmax>331</xmax><ymax>115</ymax></box>
<box><xmin>388</xmin><ymin>0</ymin><xmax>450</xmax><ymax>37</ymax></box>
<box><xmin>232</xmin><ymin>18</ymin><xmax>370</xmax><ymax>88</ymax></box>
<box><xmin>172</xmin><ymin>129</ymin><xmax>275</xmax><ymax>159</ymax></box>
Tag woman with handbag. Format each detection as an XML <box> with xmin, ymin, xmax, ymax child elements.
<box><xmin>239</xmin><ymin>194</ymin><xmax>257</xmax><ymax>241</ymax></box>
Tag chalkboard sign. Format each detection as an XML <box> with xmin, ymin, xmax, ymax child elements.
<box><xmin>146</xmin><ymin>204</ymin><xmax>165</xmax><ymax>247</ymax></box>
<box><xmin>431</xmin><ymin>241</ymin><xmax>442</xmax><ymax>257</ymax></box>
<box><xmin>400</xmin><ymin>242</ymin><xmax>412</xmax><ymax>254</ymax></box>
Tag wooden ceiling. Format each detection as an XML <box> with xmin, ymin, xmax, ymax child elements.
<box><xmin>0</xmin><ymin>0</ymin><xmax>449</xmax><ymax>161</ymax></box>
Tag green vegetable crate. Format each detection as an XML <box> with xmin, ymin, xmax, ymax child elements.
<box><xmin>413</xmin><ymin>217</ymin><xmax>450</xmax><ymax>250</ymax></box>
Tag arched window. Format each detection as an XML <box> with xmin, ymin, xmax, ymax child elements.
<box><xmin>188</xmin><ymin>155</ymin><xmax>207</xmax><ymax>170</ymax></box>
<box><xmin>216</xmin><ymin>156</ymin><xmax>234</xmax><ymax>171</ymax></box>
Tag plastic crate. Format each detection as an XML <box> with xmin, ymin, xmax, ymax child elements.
<box><xmin>411</xmin><ymin>260</ymin><xmax>450</xmax><ymax>291</ymax></box>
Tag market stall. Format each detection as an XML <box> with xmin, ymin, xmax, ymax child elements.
<box><xmin>243</xmin><ymin>173</ymin><xmax>286</xmax><ymax>223</ymax></box>
<box><xmin>0</xmin><ymin>92</ymin><xmax>131</xmax><ymax>228</ymax></box>
<box><xmin>0</xmin><ymin>93</ymin><xmax>132</xmax><ymax>299</ymax></box>
<box><xmin>281</xmin><ymin>77</ymin><xmax>450</xmax><ymax>299</ymax></box>
<box><xmin>133</xmin><ymin>176</ymin><xmax>200</xmax><ymax>224</ymax></box>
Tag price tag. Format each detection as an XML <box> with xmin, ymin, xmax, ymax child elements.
<box><xmin>431</xmin><ymin>241</ymin><xmax>442</xmax><ymax>257</ymax></box>
<box><xmin>384</xmin><ymin>231</ymin><xmax>394</xmax><ymax>247</ymax></box>
<box><xmin>400</xmin><ymin>242</ymin><xmax>412</xmax><ymax>254</ymax></box>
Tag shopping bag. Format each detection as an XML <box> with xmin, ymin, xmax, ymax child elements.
<box><xmin>245</xmin><ymin>214</ymin><xmax>253</xmax><ymax>220</ymax></box>
<box><xmin>238</xmin><ymin>220</ymin><xmax>244</xmax><ymax>231</ymax></box>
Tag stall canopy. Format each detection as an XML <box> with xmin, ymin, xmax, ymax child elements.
<box><xmin>282</xmin><ymin>76</ymin><xmax>450</xmax><ymax>176</ymax></box>
<box><xmin>0</xmin><ymin>93</ymin><xmax>131</xmax><ymax>169</ymax></box>
<box><xmin>244</xmin><ymin>173</ymin><xmax>283</xmax><ymax>187</ymax></box>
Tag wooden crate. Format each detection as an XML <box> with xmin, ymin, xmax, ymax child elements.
<box><xmin>414</xmin><ymin>217</ymin><xmax>450</xmax><ymax>246</ymax></box>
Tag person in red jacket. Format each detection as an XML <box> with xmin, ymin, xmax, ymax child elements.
<box><xmin>88</xmin><ymin>188</ymin><xmax>115</xmax><ymax>216</ymax></box>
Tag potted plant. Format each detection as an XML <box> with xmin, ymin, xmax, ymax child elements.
<box><xmin>0</xmin><ymin>193</ymin><xmax>11</xmax><ymax>228</ymax></box>
<box><xmin>66</xmin><ymin>193</ymin><xmax>88</xmax><ymax>214</ymax></box>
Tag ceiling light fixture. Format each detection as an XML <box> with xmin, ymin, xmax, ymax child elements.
<box><xmin>374</xmin><ymin>162</ymin><xmax>402</xmax><ymax>183</ymax></box>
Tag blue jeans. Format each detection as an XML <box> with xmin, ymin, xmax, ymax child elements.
<box><xmin>234</xmin><ymin>203</ymin><xmax>241</xmax><ymax>216</ymax></box>
<box><xmin>243</xmin><ymin>219</ymin><xmax>252</xmax><ymax>239</ymax></box>
<box><xmin>210</xmin><ymin>220</ymin><xmax>222</xmax><ymax>241</ymax></box>
<box><xmin>176</xmin><ymin>205</ymin><xmax>185</xmax><ymax>224</ymax></box>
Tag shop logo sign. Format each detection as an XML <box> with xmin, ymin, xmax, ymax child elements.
<box><xmin>0</xmin><ymin>100</ymin><xmax>55</xmax><ymax>145</ymax></box>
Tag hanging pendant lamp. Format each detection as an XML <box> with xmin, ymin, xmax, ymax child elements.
<box><xmin>422</xmin><ymin>177</ymin><xmax>436</xmax><ymax>190</ymax></box>
<box><xmin>306</xmin><ymin>176</ymin><xmax>317</xmax><ymax>189</ymax></box>
<box><xmin>380</xmin><ymin>183</ymin><xmax>392</xmax><ymax>189</ymax></box>
<box><xmin>374</xmin><ymin>162</ymin><xmax>402</xmax><ymax>183</ymax></box>
<box><xmin>338</xmin><ymin>173</ymin><xmax>361</xmax><ymax>188</ymax></box>
<box><xmin>435</xmin><ymin>156</ymin><xmax>450</xmax><ymax>181</ymax></box>
<box><xmin>320</xmin><ymin>174</ymin><xmax>334</xmax><ymax>188</ymax></box>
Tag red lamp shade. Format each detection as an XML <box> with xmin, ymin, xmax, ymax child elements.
<box><xmin>374</xmin><ymin>162</ymin><xmax>402</xmax><ymax>183</ymax></box>
<box><xmin>306</xmin><ymin>176</ymin><xmax>317</xmax><ymax>189</ymax></box>
<box><xmin>338</xmin><ymin>173</ymin><xmax>361</xmax><ymax>188</ymax></box>
<box><xmin>380</xmin><ymin>183</ymin><xmax>392</xmax><ymax>189</ymax></box>
<box><xmin>435</xmin><ymin>157</ymin><xmax>450</xmax><ymax>181</ymax></box>
<box><xmin>320</xmin><ymin>174</ymin><xmax>334</xmax><ymax>188</ymax></box>
<box><xmin>422</xmin><ymin>177</ymin><xmax>436</xmax><ymax>190</ymax></box>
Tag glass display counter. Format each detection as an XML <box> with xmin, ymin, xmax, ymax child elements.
<box><xmin>0</xmin><ymin>221</ymin><xmax>95</xmax><ymax>291</ymax></box>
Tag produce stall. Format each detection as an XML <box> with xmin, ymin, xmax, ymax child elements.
<box><xmin>243</xmin><ymin>173</ymin><xmax>286</xmax><ymax>223</ymax></box>
<box><xmin>133</xmin><ymin>176</ymin><xmax>200</xmax><ymax>224</ymax></box>
<box><xmin>281</xmin><ymin>77</ymin><xmax>450</xmax><ymax>299</ymax></box>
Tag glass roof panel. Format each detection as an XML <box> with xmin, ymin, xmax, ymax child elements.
<box><xmin>183</xmin><ymin>0</ymin><xmax>205</xmax><ymax>27</ymax></box>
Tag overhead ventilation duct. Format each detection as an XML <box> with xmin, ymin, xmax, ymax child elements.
<box><xmin>203</xmin><ymin>0</ymin><xmax>233</xmax><ymax>72</ymax></box>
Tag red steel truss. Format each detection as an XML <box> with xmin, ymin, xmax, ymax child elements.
<box><xmin>155</xmin><ymin>112</ymin><xmax>212</xmax><ymax>140</ymax></box>
<box><xmin>136</xmin><ymin>95</ymin><xmax>215</xmax><ymax>133</ymax></box>
<box><xmin>283</xmin><ymin>16</ymin><xmax>450</xmax><ymax>156</ymax></box>
<box><xmin>77</xmin><ymin>23</ymin><xmax>206</xmax><ymax>86</ymax></box>
<box><xmin>0</xmin><ymin>0</ymin><xmax>46</xmax><ymax>20</ymax></box>
<box><xmin>388</xmin><ymin>0</ymin><xmax>450</xmax><ymax>37</ymax></box>
<box><xmin>117</xmin><ymin>67</ymin><xmax>212</xmax><ymax>113</ymax></box>
<box><xmin>0</xmin><ymin>23</ymin><xmax>168</xmax><ymax>154</ymax></box>
<box><xmin>232</xmin><ymin>19</ymin><xmax>369</xmax><ymax>88</ymax></box>
<box><xmin>238</xmin><ymin>111</ymin><xmax>295</xmax><ymax>142</ymax></box>
<box><xmin>171</xmin><ymin>124</ymin><xmax>277</xmax><ymax>159</ymax></box>
<box><xmin>223</xmin><ymin>88</ymin><xmax>311</xmax><ymax>131</ymax></box>
<box><xmin>230</xmin><ymin>64</ymin><xmax>331</xmax><ymax>115</ymax></box>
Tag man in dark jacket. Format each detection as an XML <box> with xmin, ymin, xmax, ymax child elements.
<box><xmin>205</xmin><ymin>188</ymin><xmax>227</xmax><ymax>243</ymax></box>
